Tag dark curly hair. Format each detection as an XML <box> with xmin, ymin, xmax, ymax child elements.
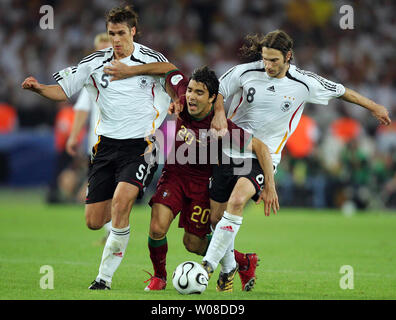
<box><xmin>190</xmin><ymin>66</ymin><xmax>219</xmax><ymax>102</ymax></box>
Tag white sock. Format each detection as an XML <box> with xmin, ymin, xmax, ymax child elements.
<box><xmin>220</xmin><ymin>239</ymin><xmax>236</xmax><ymax>273</ymax></box>
<box><xmin>203</xmin><ymin>211</ymin><xmax>242</xmax><ymax>271</ymax></box>
<box><xmin>97</xmin><ymin>225</ymin><xmax>130</xmax><ymax>284</ymax></box>
<box><xmin>103</xmin><ymin>221</ymin><xmax>112</xmax><ymax>237</ymax></box>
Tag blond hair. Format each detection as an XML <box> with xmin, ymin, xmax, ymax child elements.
<box><xmin>94</xmin><ymin>33</ymin><xmax>110</xmax><ymax>49</ymax></box>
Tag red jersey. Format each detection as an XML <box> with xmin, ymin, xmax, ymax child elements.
<box><xmin>163</xmin><ymin>70</ymin><xmax>252</xmax><ymax>181</ymax></box>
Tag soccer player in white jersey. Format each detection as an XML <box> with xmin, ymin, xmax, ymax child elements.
<box><xmin>66</xmin><ymin>33</ymin><xmax>112</xmax><ymax>241</ymax></box>
<box><xmin>202</xmin><ymin>30</ymin><xmax>391</xmax><ymax>291</ymax></box>
<box><xmin>22</xmin><ymin>6</ymin><xmax>171</xmax><ymax>290</ymax></box>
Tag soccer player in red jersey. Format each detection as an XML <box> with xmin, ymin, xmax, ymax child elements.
<box><xmin>105</xmin><ymin>62</ymin><xmax>278</xmax><ymax>291</ymax></box>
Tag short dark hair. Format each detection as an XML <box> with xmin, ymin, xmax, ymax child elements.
<box><xmin>190</xmin><ymin>66</ymin><xmax>219</xmax><ymax>102</ymax></box>
<box><xmin>240</xmin><ymin>30</ymin><xmax>294</xmax><ymax>63</ymax></box>
<box><xmin>105</xmin><ymin>5</ymin><xmax>139</xmax><ymax>35</ymax></box>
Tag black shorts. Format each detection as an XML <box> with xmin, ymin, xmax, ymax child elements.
<box><xmin>209</xmin><ymin>154</ymin><xmax>265</xmax><ymax>203</ymax></box>
<box><xmin>86</xmin><ymin>135</ymin><xmax>158</xmax><ymax>204</ymax></box>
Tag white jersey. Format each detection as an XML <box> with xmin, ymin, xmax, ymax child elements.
<box><xmin>53</xmin><ymin>43</ymin><xmax>170</xmax><ymax>140</ymax></box>
<box><xmin>73</xmin><ymin>88</ymin><xmax>99</xmax><ymax>154</ymax></box>
<box><xmin>219</xmin><ymin>60</ymin><xmax>345</xmax><ymax>168</ymax></box>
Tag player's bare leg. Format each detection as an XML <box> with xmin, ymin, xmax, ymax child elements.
<box><xmin>149</xmin><ymin>203</ymin><xmax>174</xmax><ymax>240</ymax></box>
<box><xmin>145</xmin><ymin>203</ymin><xmax>174</xmax><ymax>291</ymax></box>
<box><xmin>209</xmin><ymin>199</ymin><xmax>227</xmax><ymax>228</ymax></box>
<box><xmin>183</xmin><ymin>232</ymin><xmax>208</xmax><ymax>255</ymax></box>
<box><xmin>85</xmin><ymin>199</ymin><xmax>112</xmax><ymax>245</ymax></box>
<box><xmin>85</xmin><ymin>199</ymin><xmax>112</xmax><ymax>230</ymax></box>
<box><xmin>89</xmin><ymin>182</ymin><xmax>139</xmax><ymax>290</ymax></box>
<box><xmin>111</xmin><ymin>182</ymin><xmax>139</xmax><ymax>228</ymax></box>
<box><xmin>226</xmin><ymin>178</ymin><xmax>255</xmax><ymax>216</ymax></box>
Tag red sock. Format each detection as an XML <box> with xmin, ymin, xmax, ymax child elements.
<box><xmin>234</xmin><ymin>249</ymin><xmax>249</xmax><ymax>271</ymax></box>
<box><xmin>148</xmin><ymin>237</ymin><xmax>168</xmax><ymax>280</ymax></box>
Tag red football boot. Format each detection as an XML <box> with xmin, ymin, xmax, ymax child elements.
<box><xmin>144</xmin><ymin>271</ymin><xmax>167</xmax><ymax>291</ymax></box>
<box><xmin>237</xmin><ymin>253</ymin><xmax>259</xmax><ymax>291</ymax></box>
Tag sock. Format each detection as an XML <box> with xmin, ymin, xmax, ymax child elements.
<box><xmin>104</xmin><ymin>221</ymin><xmax>112</xmax><ymax>237</ymax></box>
<box><xmin>220</xmin><ymin>239</ymin><xmax>237</xmax><ymax>273</ymax></box>
<box><xmin>204</xmin><ymin>233</ymin><xmax>236</xmax><ymax>273</ymax></box>
<box><xmin>203</xmin><ymin>211</ymin><xmax>242</xmax><ymax>271</ymax></box>
<box><xmin>234</xmin><ymin>249</ymin><xmax>249</xmax><ymax>271</ymax></box>
<box><xmin>205</xmin><ymin>220</ymin><xmax>240</xmax><ymax>273</ymax></box>
<box><xmin>148</xmin><ymin>236</ymin><xmax>168</xmax><ymax>280</ymax></box>
<box><xmin>97</xmin><ymin>225</ymin><xmax>130</xmax><ymax>284</ymax></box>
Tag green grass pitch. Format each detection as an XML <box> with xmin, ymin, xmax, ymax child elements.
<box><xmin>0</xmin><ymin>190</ymin><xmax>395</xmax><ymax>300</ymax></box>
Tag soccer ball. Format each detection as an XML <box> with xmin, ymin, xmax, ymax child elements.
<box><xmin>172</xmin><ymin>261</ymin><xmax>209</xmax><ymax>294</ymax></box>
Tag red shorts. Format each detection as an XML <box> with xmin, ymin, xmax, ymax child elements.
<box><xmin>149</xmin><ymin>169</ymin><xmax>211</xmax><ymax>238</ymax></box>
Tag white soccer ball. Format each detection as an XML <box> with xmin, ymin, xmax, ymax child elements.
<box><xmin>172</xmin><ymin>261</ymin><xmax>209</xmax><ymax>294</ymax></box>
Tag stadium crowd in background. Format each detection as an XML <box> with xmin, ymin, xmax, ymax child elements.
<box><xmin>1</xmin><ymin>0</ymin><xmax>395</xmax><ymax>209</ymax></box>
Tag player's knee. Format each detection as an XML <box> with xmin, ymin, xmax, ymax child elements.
<box><xmin>150</xmin><ymin>204</ymin><xmax>173</xmax><ymax>239</ymax></box>
<box><xmin>228</xmin><ymin>193</ymin><xmax>247</xmax><ymax>212</ymax></box>
<box><xmin>183</xmin><ymin>234</ymin><xmax>202</xmax><ymax>254</ymax></box>
<box><xmin>85</xmin><ymin>202</ymin><xmax>111</xmax><ymax>230</ymax></box>
<box><xmin>183</xmin><ymin>238</ymin><xmax>198</xmax><ymax>254</ymax></box>
<box><xmin>149</xmin><ymin>222</ymin><xmax>167</xmax><ymax>240</ymax></box>
<box><xmin>85</xmin><ymin>208</ymin><xmax>99</xmax><ymax>230</ymax></box>
<box><xmin>85</xmin><ymin>215</ymin><xmax>104</xmax><ymax>230</ymax></box>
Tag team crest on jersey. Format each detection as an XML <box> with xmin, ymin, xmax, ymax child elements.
<box><xmin>281</xmin><ymin>100</ymin><xmax>292</xmax><ymax>112</ymax></box>
<box><xmin>139</xmin><ymin>76</ymin><xmax>149</xmax><ymax>88</ymax></box>
<box><xmin>162</xmin><ymin>190</ymin><xmax>170</xmax><ymax>198</ymax></box>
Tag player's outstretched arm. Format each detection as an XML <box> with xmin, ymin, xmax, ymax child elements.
<box><xmin>210</xmin><ymin>93</ymin><xmax>228</xmax><ymax>137</ymax></box>
<box><xmin>104</xmin><ymin>61</ymin><xmax>177</xmax><ymax>81</ymax></box>
<box><xmin>21</xmin><ymin>76</ymin><xmax>67</xmax><ymax>101</ymax></box>
<box><xmin>340</xmin><ymin>88</ymin><xmax>391</xmax><ymax>125</ymax></box>
<box><xmin>66</xmin><ymin>110</ymin><xmax>89</xmax><ymax>156</ymax></box>
<box><xmin>250</xmin><ymin>137</ymin><xmax>279</xmax><ymax>216</ymax></box>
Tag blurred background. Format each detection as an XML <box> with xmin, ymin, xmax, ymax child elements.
<box><xmin>0</xmin><ymin>0</ymin><xmax>395</xmax><ymax>211</ymax></box>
